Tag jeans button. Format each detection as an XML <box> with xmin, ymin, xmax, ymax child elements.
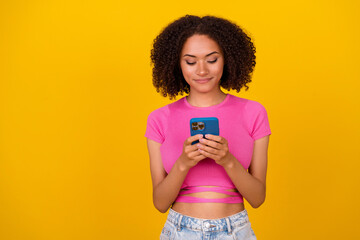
<box><xmin>204</xmin><ymin>222</ymin><xmax>210</xmax><ymax>228</ymax></box>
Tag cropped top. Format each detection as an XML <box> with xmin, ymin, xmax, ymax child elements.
<box><xmin>145</xmin><ymin>94</ymin><xmax>271</xmax><ymax>203</ymax></box>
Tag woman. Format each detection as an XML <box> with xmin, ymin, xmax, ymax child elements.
<box><xmin>145</xmin><ymin>15</ymin><xmax>271</xmax><ymax>239</ymax></box>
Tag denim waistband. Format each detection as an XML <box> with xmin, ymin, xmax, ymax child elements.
<box><xmin>167</xmin><ymin>208</ymin><xmax>250</xmax><ymax>233</ymax></box>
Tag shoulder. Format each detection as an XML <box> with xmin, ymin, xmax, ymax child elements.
<box><xmin>147</xmin><ymin>97</ymin><xmax>185</xmax><ymax>121</ymax></box>
<box><xmin>228</xmin><ymin>94</ymin><xmax>267</xmax><ymax>112</ymax></box>
<box><xmin>148</xmin><ymin>104</ymin><xmax>169</xmax><ymax>118</ymax></box>
<box><xmin>145</xmin><ymin>98</ymin><xmax>186</xmax><ymax>143</ymax></box>
<box><xmin>227</xmin><ymin>95</ymin><xmax>269</xmax><ymax>125</ymax></box>
<box><xmin>245</xmin><ymin>99</ymin><xmax>267</xmax><ymax>113</ymax></box>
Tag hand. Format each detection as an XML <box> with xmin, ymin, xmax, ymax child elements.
<box><xmin>178</xmin><ymin>134</ymin><xmax>207</xmax><ymax>171</ymax></box>
<box><xmin>196</xmin><ymin>134</ymin><xmax>234</xmax><ymax>167</ymax></box>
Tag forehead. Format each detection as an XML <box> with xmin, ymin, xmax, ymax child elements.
<box><xmin>181</xmin><ymin>34</ymin><xmax>222</xmax><ymax>56</ymax></box>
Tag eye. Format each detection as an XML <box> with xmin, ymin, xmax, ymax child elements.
<box><xmin>208</xmin><ymin>58</ymin><xmax>218</xmax><ymax>64</ymax></box>
<box><xmin>186</xmin><ymin>61</ymin><xmax>196</xmax><ymax>65</ymax></box>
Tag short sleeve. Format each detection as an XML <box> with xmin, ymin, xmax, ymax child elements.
<box><xmin>144</xmin><ymin>108</ymin><xmax>168</xmax><ymax>144</ymax></box>
<box><xmin>248</xmin><ymin>101</ymin><xmax>272</xmax><ymax>140</ymax></box>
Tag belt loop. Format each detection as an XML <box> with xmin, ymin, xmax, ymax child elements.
<box><xmin>177</xmin><ymin>215</ymin><xmax>183</xmax><ymax>231</ymax></box>
<box><xmin>226</xmin><ymin>217</ymin><xmax>232</xmax><ymax>235</ymax></box>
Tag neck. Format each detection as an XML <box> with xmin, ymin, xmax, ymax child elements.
<box><xmin>186</xmin><ymin>89</ymin><xmax>227</xmax><ymax>107</ymax></box>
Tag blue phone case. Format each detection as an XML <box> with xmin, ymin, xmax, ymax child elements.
<box><xmin>190</xmin><ymin>117</ymin><xmax>219</xmax><ymax>145</ymax></box>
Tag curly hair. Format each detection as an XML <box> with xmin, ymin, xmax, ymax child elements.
<box><xmin>150</xmin><ymin>15</ymin><xmax>256</xmax><ymax>99</ymax></box>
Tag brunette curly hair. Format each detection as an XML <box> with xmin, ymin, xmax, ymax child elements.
<box><xmin>150</xmin><ymin>15</ymin><xmax>256</xmax><ymax>99</ymax></box>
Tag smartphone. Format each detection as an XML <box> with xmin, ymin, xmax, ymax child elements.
<box><xmin>190</xmin><ymin>117</ymin><xmax>219</xmax><ymax>145</ymax></box>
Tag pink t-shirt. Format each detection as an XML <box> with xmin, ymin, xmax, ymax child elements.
<box><xmin>145</xmin><ymin>94</ymin><xmax>271</xmax><ymax>203</ymax></box>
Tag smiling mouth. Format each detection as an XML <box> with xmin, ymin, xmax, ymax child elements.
<box><xmin>194</xmin><ymin>78</ymin><xmax>212</xmax><ymax>83</ymax></box>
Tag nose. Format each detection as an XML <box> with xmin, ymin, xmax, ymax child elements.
<box><xmin>196</xmin><ymin>61</ymin><xmax>208</xmax><ymax>76</ymax></box>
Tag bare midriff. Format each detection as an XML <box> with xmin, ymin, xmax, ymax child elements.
<box><xmin>171</xmin><ymin>186</ymin><xmax>245</xmax><ymax>219</ymax></box>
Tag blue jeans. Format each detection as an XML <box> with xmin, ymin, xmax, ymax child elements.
<box><xmin>160</xmin><ymin>208</ymin><xmax>257</xmax><ymax>240</ymax></box>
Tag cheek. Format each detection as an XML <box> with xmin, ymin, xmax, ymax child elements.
<box><xmin>211</xmin><ymin>64</ymin><xmax>224</xmax><ymax>77</ymax></box>
<box><xmin>180</xmin><ymin>65</ymin><xmax>193</xmax><ymax>79</ymax></box>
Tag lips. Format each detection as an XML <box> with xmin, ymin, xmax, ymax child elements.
<box><xmin>194</xmin><ymin>78</ymin><xmax>212</xmax><ymax>84</ymax></box>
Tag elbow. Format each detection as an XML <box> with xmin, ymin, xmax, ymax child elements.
<box><xmin>153</xmin><ymin>199</ymin><xmax>169</xmax><ymax>213</ymax></box>
<box><xmin>250</xmin><ymin>191</ymin><xmax>266</xmax><ymax>209</ymax></box>
<box><xmin>152</xmin><ymin>189</ymin><xmax>170</xmax><ymax>213</ymax></box>
<box><xmin>154</xmin><ymin>205</ymin><xmax>168</xmax><ymax>213</ymax></box>
<box><xmin>250</xmin><ymin>199</ymin><xmax>265</xmax><ymax>208</ymax></box>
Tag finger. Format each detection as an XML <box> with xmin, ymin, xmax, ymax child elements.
<box><xmin>197</xmin><ymin>143</ymin><xmax>218</xmax><ymax>154</ymax></box>
<box><xmin>187</xmin><ymin>149</ymin><xmax>204</xmax><ymax>159</ymax></box>
<box><xmin>198</xmin><ymin>138</ymin><xmax>222</xmax><ymax>150</ymax></box>
<box><xmin>205</xmin><ymin>134</ymin><xmax>225</xmax><ymax>143</ymax></box>
<box><xmin>186</xmin><ymin>134</ymin><xmax>204</xmax><ymax>145</ymax></box>
<box><xmin>185</xmin><ymin>143</ymin><xmax>200</xmax><ymax>153</ymax></box>
<box><xmin>193</xmin><ymin>154</ymin><xmax>207</xmax><ymax>162</ymax></box>
<box><xmin>198</xmin><ymin>149</ymin><xmax>218</xmax><ymax>160</ymax></box>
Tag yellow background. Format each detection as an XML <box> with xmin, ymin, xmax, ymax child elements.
<box><xmin>1</xmin><ymin>0</ymin><xmax>359</xmax><ymax>239</ymax></box>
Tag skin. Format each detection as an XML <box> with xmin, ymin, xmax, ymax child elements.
<box><xmin>147</xmin><ymin>34</ymin><xmax>270</xmax><ymax>219</ymax></box>
<box><xmin>180</xmin><ymin>34</ymin><xmax>226</xmax><ymax>106</ymax></box>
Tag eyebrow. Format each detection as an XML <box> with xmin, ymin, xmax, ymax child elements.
<box><xmin>183</xmin><ymin>51</ymin><xmax>220</xmax><ymax>58</ymax></box>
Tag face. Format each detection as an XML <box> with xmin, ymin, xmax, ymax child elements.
<box><xmin>180</xmin><ymin>34</ymin><xmax>224</xmax><ymax>95</ymax></box>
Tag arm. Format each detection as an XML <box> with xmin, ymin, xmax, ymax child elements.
<box><xmin>197</xmin><ymin>134</ymin><xmax>270</xmax><ymax>208</ymax></box>
<box><xmin>147</xmin><ymin>135</ymin><xmax>205</xmax><ymax>213</ymax></box>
